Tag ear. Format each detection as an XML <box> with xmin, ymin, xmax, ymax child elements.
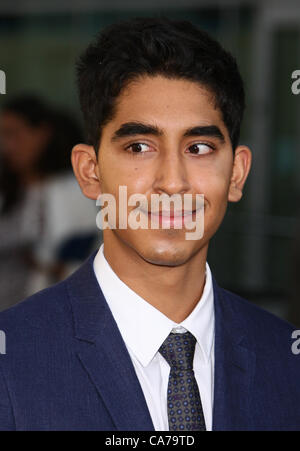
<box><xmin>71</xmin><ymin>143</ymin><xmax>101</xmax><ymax>200</ymax></box>
<box><xmin>228</xmin><ymin>145</ymin><xmax>252</xmax><ymax>202</ymax></box>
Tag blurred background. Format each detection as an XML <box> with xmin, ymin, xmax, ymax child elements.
<box><xmin>0</xmin><ymin>0</ymin><xmax>300</xmax><ymax>324</ymax></box>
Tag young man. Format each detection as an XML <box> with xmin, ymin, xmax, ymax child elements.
<box><xmin>0</xmin><ymin>17</ymin><xmax>299</xmax><ymax>432</ymax></box>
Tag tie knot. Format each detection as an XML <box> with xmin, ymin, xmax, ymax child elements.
<box><xmin>158</xmin><ymin>331</ymin><xmax>196</xmax><ymax>372</ymax></box>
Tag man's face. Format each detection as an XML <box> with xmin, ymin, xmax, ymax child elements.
<box><xmin>93</xmin><ymin>75</ymin><xmax>238</xmax><ymax>266</ymax></box>
<box><xmin>72</xmin><ymin>74</ymin><xmax>251</xmax><ymax>267</ymax></box>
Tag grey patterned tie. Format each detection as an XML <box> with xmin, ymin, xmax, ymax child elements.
<box><xmin>158</xmin><ymin>331</ymin><xmax>206</xmax><ymax>431</ymax></box>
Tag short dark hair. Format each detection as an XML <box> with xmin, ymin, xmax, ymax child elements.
<box><xmin>76</xmin><ymin>17</ymin><xmax>245</xmax><ymax>153</ymax></box>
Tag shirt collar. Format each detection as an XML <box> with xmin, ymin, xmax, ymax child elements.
<box><xmin>93</xmin><ymin>243</ymin><xmax>214</xmax><ymax>367</ymax></box>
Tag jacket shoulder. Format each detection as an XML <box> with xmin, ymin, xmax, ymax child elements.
<box><xmin>217</xmin><ymin>286</ymin><xmax>297</xmax><ymax>351</ymax></box>
<box><xmin>0</xmin><ymin>278</ymin><xmax>71</xmax><ymax>338</ymax></box>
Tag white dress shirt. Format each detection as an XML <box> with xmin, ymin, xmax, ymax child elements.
<box><xmin>93</xmin><ymin>243</ymin><xmax>215</xmax><ymax>431</ymax></box>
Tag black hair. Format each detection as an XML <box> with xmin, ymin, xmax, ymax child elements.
<box><xmin>76</xmin><ymin>17</ymin><xmax>245</xmax><ymax>154</ymax></box>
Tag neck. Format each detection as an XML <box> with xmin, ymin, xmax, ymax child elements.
<box><xmin>102</xmin><ymin>231</ymin><xmax>208</xmax><ymax>323</ymax></box>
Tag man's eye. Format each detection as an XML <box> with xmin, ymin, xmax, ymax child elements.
<box><xmin>187</xmin><ymin>143</ymin><xmax>213</xmax><ymax>155</ymax></box>
<box><xmin>126</xmin><ymin>143</ymin><xmax>150</xmax><ymax>153</ymax></box>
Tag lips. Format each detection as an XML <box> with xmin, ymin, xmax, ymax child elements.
<box><xmin>148</xmin><ymin>210</ymin><xmax>196</xmax><ymax>217</ymax></box>
<box><xmin>143</xmin><ymin>209</ymin><xmax>198</xmax><ymax>228</ymax></box>
<box><xmin>148</xmin><ymin>211</ymin><xmax>196</xmax><ymax>219</ymax></box>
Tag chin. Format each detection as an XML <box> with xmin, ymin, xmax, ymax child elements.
<box><xmin>137</xmin><ymin>241</ymin><xmax>195</xmax><ymax>267</ymax></box>
<box><xmin>114</xmin><ymin>228</ymin><xmax>206</xmax><ymax>267</ymax></box>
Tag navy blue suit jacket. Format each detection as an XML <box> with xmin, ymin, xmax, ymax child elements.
<box><xmin>0</xmin><ymin>252</ymin><xmax>299</xmax><ymax>431</ymax></box>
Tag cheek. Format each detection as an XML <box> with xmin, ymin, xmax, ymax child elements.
<box><xmin>193</xmin><ymin>174</ymin><xmax>229</xmax><ymax>239</ymax></box>
<box><xmin>192</xmin><ymin>164</ymin><xmax>231</xmax><ymax>203</ymax></box>
<box><xmin>99</xmin><ymin>154</ymin><xmax>152</xmax><ymax>195</ymax></box>
<box><xmin>210</xmin><ymin>174</ymin><xmax>230</xmax><ymax>200</ymax></box>
<box><xmin>191</xmin><ymin>164</ymin><xmax>232</xmax><ymax>236</ymax></box>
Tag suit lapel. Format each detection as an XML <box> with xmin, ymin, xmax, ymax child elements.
<box><xmin>212</xmin><ymin>279</ymin><xmax>256</xmax><ymax>431</ymax></box>
<box><xmin>66</xmin><ymin>252</ymin><xmax>257</xmax><ymax>431</ymax></box>
<box><xmin>67</xmin><ymin>253</ymin><xmax>154</xmax><ymax>431</ymax></box>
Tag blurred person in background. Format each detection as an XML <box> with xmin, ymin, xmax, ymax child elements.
<box><xmin>0</xmin><ymin>95</ymin><xmax>98</xmax><ymax>311</ymax></box>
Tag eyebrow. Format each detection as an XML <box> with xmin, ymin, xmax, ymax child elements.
<box><xmin>111</xmin><ymin>122</ymin><xmax>162</xmax><ymax>142</ymax></box>
<box><xmin>183</xmin><ymin>125</ymin><xmax>225</xmax><ymax>143</ymax></box>
<box><xmin>111</xmin><ymin>121</ymin><xmax>225</xmax><ymax>143</ymax></box>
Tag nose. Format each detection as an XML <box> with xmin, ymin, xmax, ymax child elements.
<box><xmin>152</xmin><ymin>151</ymin><xmax>190</xmax><ymax>196</ymax></box>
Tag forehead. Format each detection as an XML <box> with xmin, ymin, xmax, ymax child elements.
<box><xmin>110</xmin><ymin>75</ymin><xmax>226</xmax><ymax>134</ymax></box>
